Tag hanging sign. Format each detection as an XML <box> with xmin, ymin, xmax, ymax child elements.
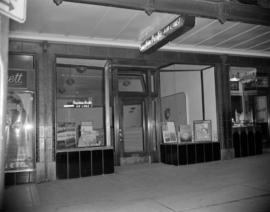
<box><xmin>0</xmin><ymin>0</ymin><xmax>27</xmax><ymax>23</ymax></box>
<box><xmin>140</xmin><ymin>15</ymin><xmax>195</xmax><ymax>54</ymax></box>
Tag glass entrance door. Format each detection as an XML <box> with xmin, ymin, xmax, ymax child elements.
<box><xmin>119</xmin><ymin>98</ymin><xmax>147</xmax><ymax>164</ymax></box>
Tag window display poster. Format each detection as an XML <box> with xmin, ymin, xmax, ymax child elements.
<box><xmin>162</xmin><ymin>122</ymin><xmax>177</xmax><ymax>143</ymax></box>
<box><xmin>193</xmin><ymin>120</ymin><xmax>212</xmax><ymax>142</ymax></box>
<box><xmin>179</xmin><ymin>124</ymin><xmax>192</xmax><ymax>142</ymax></box>
<box><xmin>57</xmin><ymin>122</ymin><xmax>77</xmax><ymax>149</ymax></box>
<box><xmin>78</xmin><ymin>121</ymin><xmax>102</xmax><ymax>147</ymax></box>
<box><xmin>5</xmin><ymin>91</ymin><xmax>35</xmax><ymax>172</ymax></box>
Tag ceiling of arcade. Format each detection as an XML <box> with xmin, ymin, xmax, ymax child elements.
<box><xmin>9</xmin><ymin>0</ymin><xmax>270</xmax><ymax>59</ymax></box>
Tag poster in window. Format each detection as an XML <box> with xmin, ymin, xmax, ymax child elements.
<box><xmin>193</xmin><ymin>120</ymin><xmax>212</xmax><ymax>142</ymax></box>
<box><xmin>162</xmin><ymin>122</ymin><xmax>177</xmax><ymax>143</ymax></box>
<box><xmin>5</xmin><ymin>91</ymin><xmax>35</xmax><ymax>172</ymax></box>
<box><xmin>179</xmin><ymin>124</ymin><xmax>192</xmax><ymax>142</ymax></box>
<box><xmin>57</xmin><ymin>122</ymin><xmax>77</xmax><ymax>149</ymax></box>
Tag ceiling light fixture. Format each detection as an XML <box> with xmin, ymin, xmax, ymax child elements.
<box><xmin>230</xmin><ymin>73</ymin><xmax>240</xmax><ymax>82</ymax></box>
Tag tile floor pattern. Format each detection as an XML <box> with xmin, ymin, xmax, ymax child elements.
<box><xmin>3</xmin><ymin>153</ymin><xmax>270</xmax><ymax>212</ymax></box>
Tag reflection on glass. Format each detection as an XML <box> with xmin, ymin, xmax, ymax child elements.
<box><xmin>5</xmin><ymin>91</ymin><xmax>35</xmax><ymax>171</ymax></box>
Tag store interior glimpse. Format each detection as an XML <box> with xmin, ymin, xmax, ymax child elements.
<box><xmin>230</xmin><ymin>67</ymin><xmax>268</xmax><ymax>127</ymax></box>
<box><xmin>56</xmin><ymin>58</ymin><xmax>108</xmax><ymax>150</ymax></box>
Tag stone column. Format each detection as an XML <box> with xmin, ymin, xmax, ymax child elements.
<box><xmin>0</xmin><ymin>15</ymin><xmax>9</xmax><ymax>210</ymax></box>
<box><xmin>36</xmin><ymin>42</ymin><xmax>56</xmax><ymax>182</ymax></box>
<box><xmin>215</xmin><ymin>56</ymin><xmax>235</xmax><ymax>160</ymax></box>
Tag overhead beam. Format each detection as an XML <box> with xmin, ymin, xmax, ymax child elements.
<box><xmin>54</xmin><ymin>0</ymin><xmax>270</xmax><ymax>26</ymax></box>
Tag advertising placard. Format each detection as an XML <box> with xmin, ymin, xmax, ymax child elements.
<box><xmin>56</xmin><ymin>122</ymin><xmax>77</xmax><ymax>149</ymax></box>
<box><xmin>162</xmin><ymin>122</ymin><xmax>177</xmax><ymax>143</ymax></box>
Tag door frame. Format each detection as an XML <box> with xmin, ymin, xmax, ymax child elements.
<box><xmin>112</xmin><ymin>67</ymin><xmax>161</xmax><ymax>165</ymax></box>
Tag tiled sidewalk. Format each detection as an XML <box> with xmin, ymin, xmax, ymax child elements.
<box><xmin>3</xmin><ymin>153</ymin><xmax>270</xmax><ymax>212</ymax></box>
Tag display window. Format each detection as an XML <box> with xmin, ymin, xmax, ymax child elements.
<box><xmin>56</xmin><ymin>62</ymin><xmax>109</xmax><ymax>150</ymax></box>
<box><xmin>6</xmin><ymin>54</ymin><xmax>36</xmax><ymax>172</ymax></box>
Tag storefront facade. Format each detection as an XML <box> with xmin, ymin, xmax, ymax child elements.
<box><xmin>3</xmin><ymin>39</ymin><xmax>269</xmax><ymax>184</ymax></box>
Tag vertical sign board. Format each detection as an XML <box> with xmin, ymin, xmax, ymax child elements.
<box><xmin>0</xmin><ymin>0</ymin><xmax>27</xmax><ymax>23</ymax></box>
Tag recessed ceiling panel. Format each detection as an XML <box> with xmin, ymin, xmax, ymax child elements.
<box><xmin>199</xmin><ymin>23</ymin><xmax>256</xmax><ymax>46</ymax></box>
<box><xmin>180</xmin><ymin>21</ymin><xmax>233</xmax><ymax>45</ymax></box>
<box><xmin>234</xmin><ymin>32</ymin><xmax>270</xmax><ymax>49</ymax></box>
<box><xmin>9</xmin><ymin>0</ymin><xmax>270</xmax><ymax>58</ymax></box>
<box><xmin>249</xmin><ymin>40</ymin><xmax>270</xmax><ymax>50</ymax></box>
<box><xmin>92</xmin><ymin>7</ymin><xmax>139</xmax><ymax>39</ymax></box>
<box><xmin>218</xmin><ymin>25</ymin><xmax>270</xmax><ymax>48</ymax></box>
<box><xmin>173</xmin><ymin>18</ymin><xmax>216</xmax><ymax>44</ymax></box>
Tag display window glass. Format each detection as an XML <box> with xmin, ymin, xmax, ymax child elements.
<box><xmin>6</xmin><ymin>54</ymin><xmax>36</xmax><ymax>172</ymax></box>
<box><xmin>56</xmin><ymin>65</ymin><xmax>106</xmax><ymax>150</ymax></box>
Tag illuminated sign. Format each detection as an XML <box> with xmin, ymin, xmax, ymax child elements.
<box><xmin>140</xmin><ymin>15</ymin><xmax>195</xmax><ymax>54</ymax></box>
<box><xmin>64</xmin><ymin>98</ymin><xmax>93</xmax><ymax>108</ymax></box>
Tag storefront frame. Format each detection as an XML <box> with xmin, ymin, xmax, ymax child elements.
<box><xmin>7</xmin><ymin>39</ymin><xmax>270</xmax><ymax>182</ymax></box>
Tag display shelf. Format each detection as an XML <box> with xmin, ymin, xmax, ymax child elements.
<box><xmin>56</xmin><ymin>146</ymin><xmax>112</xmax><ymax>153</ymax></box>
<box><xmin>56</xmin><ymin>147</ymin><xmax>114</xmax><ymax>179</ymax></box>
<box><xmin>232</xmin><ymin>126</ymin><xmax>262</xmax><ymax>158</ymax></box>
<box><xmin>5</xmin><ymin>171</ymin><xmax>35</xmax><ymax>186</ymax></box>
<box><xmin>160</xmin><ymin>142</ymin><xmax>220</xmax><ymax>166</ymax></box>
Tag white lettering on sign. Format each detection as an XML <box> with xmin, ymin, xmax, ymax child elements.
<box><xmin>140</xmin><ymin>16</ymin><xmax>185</xmax><ymax>52</ymax></box>
<box><xmin>0</xmin><ymin>0</ymin><xmax>27</xmax><ymax>23</ymax></box>
<box><xmin>8</xmin><ymin>70</ymin><xmax>27</xmax><ymax>87</ymax></box>
<box><xmin>8</xmin><ymin>72</ymin><xmax>23</xmax><ymax>84</ymax></box>
<box><xmin>72</xmin><ymin>100</ymin><xmax>93</xmax><ymax>105</ymax></box>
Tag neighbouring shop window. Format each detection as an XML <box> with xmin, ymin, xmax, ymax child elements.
<box><xmin>5</xmin><ymin>54</ymin><xmax>36</xmax><ymax>172</ymax></box>
<box><xmin>229</xmin><ymin>67</ymin><xmax>265</xmax><ymax>126</ymax></box>
<box><xmin>56</xmin><ymin>65</ymin><xmax>106</xmax><ymax>150</ymax></box>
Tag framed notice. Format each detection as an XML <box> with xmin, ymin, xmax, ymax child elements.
<box><xmin>193</xmin><ymin>120</ymin><xmax>212</xmax><ymax>142</ymax></box>
<box><xmin>162</xmin><ymin>122</ymin><xmax>177</xmax><ymax>143</ymax></box>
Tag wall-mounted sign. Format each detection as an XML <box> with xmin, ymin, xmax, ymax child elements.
<box><xmin>140</xmin><ymin>15</ymin><xmax>195</xmax><ymax>54</ymax></box>
<box><xmin>8</xmin><ymin>70</ymin><xmax>27</xmax><ymax>88</ymax></box>
<box><xmin>64</xmin><ymin>98</ymin><xmax>93</xmax><ymax>108</ymax></box>
<box><xmin>0</xmin><ymin>0</ymin><xmax>27</xmax><ymax>23</ymax></box>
